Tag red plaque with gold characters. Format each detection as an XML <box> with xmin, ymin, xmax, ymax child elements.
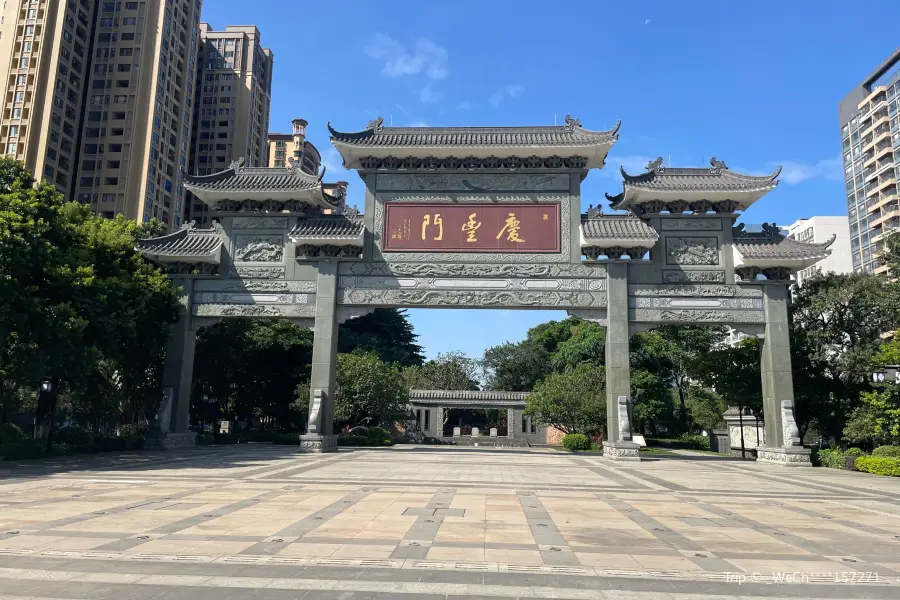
<box><xmin>383</xmin><ymin>203</ymin><xmax>561</xmax><ymax>253</ymax></box>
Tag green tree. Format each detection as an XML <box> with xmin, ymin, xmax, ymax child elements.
<box><xmin>333</xmin><ymin>350</ymin><xmax>409</xmax><ymax>427</ymax></box>
<box><xmin>790</xmin><ymin>272</ymin><xmax>900</xmax><ymax>439</ymax></box>
<box><xmin>524</xmin><ymin>362</ymin><xmax>606</xmax><ymax>435</ymax></box>
<box><xmin>403</xmin><ymin>351</ymin><xmax>480</xmax><ymax>391</ymax></box>
<box><xmin>843</xmin><ymin>385</ymin><xmax>900</xmax><ymax>447</ymax></box>
<box><xmin>549</xmin><ymin>321</ymin><xmax>605</xmax><ymax>372</ymax></box>
<box><xmin>694</xmin><ymin>338</ymin><xmax>763</xmax><ymax>415</ymax></box>
<box><xmin>684</xmin><ymin>385</ymin><xmax>727</xmax><ymax>432</ymax></box>
<box><xmin>338</xmin><ymin>308</ymin><xmax>425</xmax><ymax>367</ymax></box>
<box><xmin>483</xmin><ymin>341</ymin><xmax>549</xmax><ymax>391</ymax></box>
<box><xmin>194</xmin><ymin>319</ymin><xmax>313</xmax><ymax>430</ymax></box>
<box><xmin>883</xmin><ymin>231</ymin><xmax>900</xmax><ymax>276</ymax></box>
<box><xmin>0</xmin><ymin>160</ymin><xmax>178</xmax><ymax>429</ymax></box>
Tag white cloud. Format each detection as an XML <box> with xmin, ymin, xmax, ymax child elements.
<box><xmin>455</xmin><ymin>101</ymin><xmax>476</xmax><ymax>111</ymax></box>
<box><xmin>419</xmin><ymin>83</ymin><xmax>442</xmax><ymax>104</ymax></box>
<box><xmin>365</xmin><ymin>34</ymin><xmax>448</xmax><ymax>80</ymax></box>
<box><xmin>488</xmin><ymin>84</ymin><xmax>525</xmax><ymax>108</ymax></box>
<box><xmin>645</xmin><ymin>18</ymin><xmax>652</xmax><ymax>25</ymax></box>
<box><xmin>775</xmin><ymin>158</ymin><xmax>842</xmax><ymax>184</ymax></box>
<box><xmin>601</xmin><ymin>154</ymin><xmax>656</xmax><ymax>179</ymax></box>
<box><xmin>320</xmin><ymin>148</ymin><xmax>349</xmax><ymax>178</ymax></box>
<box><xmin>505</xmin><ymin>84</ymin><xmax>525</xmax><ymax>99</ymax></box>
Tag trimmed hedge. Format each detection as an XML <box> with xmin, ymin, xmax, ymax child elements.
<box><xmin>273</xmin><ymin>433</ymin><xmax>301</xmax><ymax>445</ymax></box>
<box><xmin>337</xmin><ymin>425</ymin><xmax>394</xmax><ymax>447</ymax></box>
<box><xmin>562</xmin><ymin>433</ymin><xmax>591</xmax><ymax>451</ymax></box>
<box><xmin>647</xmin><ymin>434</ymin><xmax>710</xmax><ymax>451</ymax></box>
<box><xmin>0</xmin><ymin>438</ymin><xmax>45</xmax><ymax>460</ymax></box>
<box><xmin>1</xmin><ymin>423</ymin><xmax>26</xmax><ymax>444</ymax></box>
<box><xmin>855</xmin><ymin>456</ymin><xmax>900</xmax><ymax>477</ymax></box>
<box><xmin>873</xmin><ymin>445</ymin><xmax>900</xmax><ymax>458</ymax></box>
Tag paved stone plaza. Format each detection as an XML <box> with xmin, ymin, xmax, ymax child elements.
<box><xmin>1</xmin><ymin>446</ymin><xmax>899</xmax><ymax>599</ymax></box>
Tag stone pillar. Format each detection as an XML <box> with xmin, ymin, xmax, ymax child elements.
<box><xmin>150</xmin><ymin>278</ymin><xmax>197</xmax><ymax>448</ymax></box>
<box><xmin>602</xmin><ymin>261</ymin><xmax>640</xmax><ymax>461</ymax></box>
<box><xmin>301</xmin><ymin>260</ymin><xmax>339</xmax><ymax>452</ymax></box>
<box><xmin>756</xmin><ymin>284</ymin><xmax>811</xmax><ymax>466</ymax></box>
<box><xmin>507</xmin><ymin>409</ymin><xmax>516</xmax><ymax>438</ymax></box>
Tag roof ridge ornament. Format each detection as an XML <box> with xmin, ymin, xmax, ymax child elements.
<box><xmin>732</xmin><ymin>222</ymin><xmax>745</xmax><ymax>238</ymax></box>
<box><xmin>709</xmin><ymin>157</ymin><xmax>727</xmax><ymax>172</ymax></box>
<box><xmin>367</xmin><ymin>116</ymin><xmax>384</xmax><ymax>131</ymax></box>
<box><xmin>761</xmin><ymin>222</ymin><xmax>782</xmax><ymax>237</ymax></box>
<box><xmin>182</xmin><ymin>219</ymin><xmax>197</xmax><ymax>232</ymax></box>
<box><xmin>564</xmin><ymin>114</ymin><xmax>581</xmax><ymax>130</ymax></box>
<box><xmin>229</xmin><ymin>157</ymin><xmax>245</xmax><ymax>171</ymax></box>
<box><xmin>646</xmin><ymin>157</ymin><xmax>664</xmax><ymax>172</ymax></box>
<box><xmin>342</xmin><ymin>205</ymin><xmax>360</xmax><ymax>219</ymax></box>
<box><xmin>586</xmin><ymin>204</ymin><xmax>603</xmax><ymax>219</ymax></box>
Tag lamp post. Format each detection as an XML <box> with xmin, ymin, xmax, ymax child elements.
<box><xmin>35</xmin><ymin>378</ymin><xmax>55</xmax><ymax>448</ymax></box>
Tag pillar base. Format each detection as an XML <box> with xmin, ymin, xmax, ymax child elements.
<box><xmin>603</xmin><ymin>441</ymin><xmax>641</xmax><ymax>462</ymax></box>
<box><xmin>299</xmin><ymin>434</ymin><xmax>339</xmax><ymax>453</ymax></box>
<box><xmin>756</xmin><ymin>446</ymin><xmax>812</xmax><ymax>467</ymax></box>
<box><xmin>145</xmin><ymin>432</ymin><xmax>197</xmax><ymax>449</ymax></box>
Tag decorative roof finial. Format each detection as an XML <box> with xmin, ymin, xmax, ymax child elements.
<box><xmin>710</xmin><ymin>157</ymin><xmax>727</xmax><ymax>171</ymax></box>
<box><xmin>342</xmin><ymin>205</ymin><xmax>360</xmax><ymax>219</ymax></box>
<box><xmin>761</xmin><ymin>222</ymin><xmax>782</xmax><ymax>237</ymax></box>
<box><xmin>228</xmin><ymin>156</ymin><xmax>245</xmax><ymax>171</ymax></box>
<box><xmin>367</xmin><ymin>116</ymin><xmax>384</xmax><ymax>131</ymax></box>
<box><xmin>564</xmin><ymin>115</ymin><xmax>581</xmax><ymax>130</ymax></box>
<box><xmin>731</xmin><ymin>222</ymin><xmax>745</xmax><ymax>238</ymax></box>
<box><xmin>586</xmin><ymin>204</ymin><xmax>603</xmax><ymax>219</ymax></box>
<box><xmin>646</xmin><ymin>157</ymin><xmax>664</xmax><ymax>172</ymax></box>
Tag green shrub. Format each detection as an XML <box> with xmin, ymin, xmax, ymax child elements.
<box><xmin>337</xmin><ymin>434</ymin><xmax>369</xmax><ymax>447</ymax></box>
<box><xmin>367</xmin><ymin>426</ymin><xmax>393</xmax><ymax>446</ymax></box>
<box><xmin>119</xmin><ymin>423</ymin><xmax>149</xmax><ymax>439</ymax></box>
<box><xmin>55</xmin><ymin>427</ymin><xmax>93</xmax><ymax>447</ymax></box>
<box><xmin>50</xmin><ymin>443</ymin><xmax>76</xmax><ymax>456</ymax></box>
<box><xmin>273</xmin><ymin>433</ymin><xmax>301</xmax><ymax>445</ymax></box>
<box><xmin>816</xmin><ymin>448</ymin><xmax>847</xmax><ymax>469</ymax></box>
<box><xmin>124</xmin><ymin>436</ymin><xmax>145</xmax><ymax>450</ymax></box>
<box><xmin>873</xmin><ymin>445</ymin><xmax>900</xmax><ymax>458</ymax></box>
<box><xmin>844</xmin><ymin>447</ymin><xmax>866</xmax><ymax>456</ymax></box>
<box><xmin>855</xmin><ymin>456</ymin><xmax>900</xmax><ymax>477</ymax></box>
<box><xmin>197</xmin><ymin>431</ymin><xmax>215</xmax><ymax>445</ymax></box>
<box><xmin>562</xmin><ymin>433</ymin><xmax>591</xmax><ymax>451</ymax></box>
<box><xmin>1</xmin><ymin>423</ymin><xmax>26</xmax><ymax>444</ymax></box>
<box><xmin>239</xmin><ymin>431</ymin><xmax>276</xmax><ymax>443</ymax></box>
<box><xmin>0</xmin><ymin>438</ymin><xmax>46</xmax><ymax>460</ymax></box>
<box><xmin>678</xmin><ymin>433</ymin><xmax>711</xmax><ymax>451</ymax></box>
<box><xmin>213</xmin><ymin>433</ymin><xmax>238</xmax><ymax>444</ymax></box>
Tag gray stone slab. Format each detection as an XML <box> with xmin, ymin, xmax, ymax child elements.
<box><xmin>391</xmin><ymin>488</ymin><xmax>456</xmax><ymax>559</ymax></box>
<box><xmin>241</xmin><ymin>489</ymin><xmax>374</xmax><ymax>554</ymax></box>
<box><xmin>402</xmin><ymin>507</ymin><xmax>436</xmax><ymax>516</ymax></box>
<box><xmin>569</xmin><ymin>458</ymin><xmax>650</xmax><ymax>490</ymax></box>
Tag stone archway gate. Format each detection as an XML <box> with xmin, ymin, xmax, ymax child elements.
<box><xmin>139</xmin><ymin>116</ymin><xmax>833</xmax><ymax>465</ymax></box>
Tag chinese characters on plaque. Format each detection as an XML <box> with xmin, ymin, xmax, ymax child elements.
<box><xmin>383</xmin><ymin>203</ymin><xmax>560</xmax><ymax>252</ymax></box>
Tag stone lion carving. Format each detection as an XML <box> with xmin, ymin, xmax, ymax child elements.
<box><xmin>781</xmin><ymin>399</ymin><xmax>800</xmax><ymax>447</ymax></box>
<box><xmin>617</xmin><ymin>396</ymin><xmax>631</xmax><ymax>442</ymax></box>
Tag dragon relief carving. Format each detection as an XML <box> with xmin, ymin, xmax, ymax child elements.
<box><xmin>628</xmin><ymin>285</ymin><xmax>762</xmax><ymax>298</ymax></box>
<box><xmin>228</xmin><ymin>266</ymin><xmax>285</xmax><ymax>279</ymax></box>
<box><xmin>339</xmin><ymin>289</ymin><xmax>606</xmax><ymax>308</ymax></box>
<box><xmin>219</xmin><ymin>280</ymin><xmax>317</xmax><ymax>292</ymax></box>
<box><xmin>232</xmin><ymin>216</ymin><xmax>290</xmax><ymax>229</ymax></box>
<box><xmin>665</xmin><ymin>237</ymin><xmax>719</xmax><ymax>266</ymax></box>
<box><xmin>662</xmin><ymin>270</ymin><xmax>726</xmax><ymax>283</ymax></box>
<box><xmin>631</xmin><ymin>309</ymin><xmax>765</xmax><ymax>323</ymax></box>
<box><xmin>660</xmin><ymin>218</ymin><xmax>723</xmax><ymax>231</ymax></box>
<box><xmin>234</xmin><ymin>235</ymin><xmax>284</xmax><ymax>262</ymax></box>
<box><xmin>193</xmin><ymin>304</ymin><xmax>316</xmax><ymax>318</ymax></box>
<box><xmin>342</xmin><ymin>262</ymin><xmax>606</xmax><ymax>278</ymax></box>
<box><xmin>375</xmin><ymin>173</ymin><xmax>571</xmax><ymax>192</ymax></box>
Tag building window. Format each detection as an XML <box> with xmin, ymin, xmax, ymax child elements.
<box><xmin>6</xmin><ymin>143</ymin><xmax>16</xmax><ymax>155</ymax></box>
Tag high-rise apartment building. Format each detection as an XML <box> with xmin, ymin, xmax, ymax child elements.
<box><xmin>0</xmin><ymin>0</ymin><xmax>97</xmax><ymax>197</ymax></box>
<box><xmin>839</xmin><ymin>49</ymin><xmax>900</xmax><ymax>274</ymax></box>
<box><xmin>786</xmin><ymin>216</ymin><xmax>853</xmax><ymax>286</ymax></box>
<box><xmin>0</xmin><ymin>0</ymin><xmax>203</xmax><ymax>230</ymax></box>
<box><xmin>266</xmin><ymin>118</ymin><xmax>320</xmax><ymax>173</ymax></box>
<box><xmin>186</xmin><ymin>23</ymin><xmax>272</xmax><ymax>226</ymax></box>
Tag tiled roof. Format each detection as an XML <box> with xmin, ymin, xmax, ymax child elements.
<box><xmin>183</xmin><ymin>163</ymin><xmax>322</xmax><ymax>193</ymax></box>
<box><xmin>327</xmin><ymin>115</ymin><xmax>620</xmax><ymax>148</ymax></box>
<box><xmin>733</xmin><ymin>232</ymin><xmax>834</xmax><ymax>261</ymax></box>
<box><xmin>290</xmin><ymin>216</ymin><xmax>365</xmax><ymax>239</ymax></box>
<box><xmin>137</xmin><ymin>222</ymin><xmax>223</xmax><ymax>258</ymax></box>
<box><xmin>581</xmin><ymin>214</ymin><xmax>658</xmax><ymax>243</ymax></box>
<box><xmin>616</xmin><ymin>157</ymin><xmax>780</xmax><ymax>193</ymax></box>
<box><xmin>409</xmin><ymin>390</ymin><xmax>529</xmax><ymax>401</ymax></box>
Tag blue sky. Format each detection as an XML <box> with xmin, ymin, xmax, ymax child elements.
<box><xmin>206</xmin><ymin>0</ymin><xmax>898</xmax><ymax>359</ymax></box>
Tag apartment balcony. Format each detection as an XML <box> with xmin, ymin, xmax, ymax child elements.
<box><xmin>875</xmin><ymin>263</ymin><xmax>890</xmax><ymax>274</ymax></box>
<box><xmin>862</xmin><ymin>113</ymin><xmax>890</xmax><ymax>136</ymax></box>
<box><xmin>875</xmin><ymin>144</ymin><xmax>894</xmax><ymax>160</ymax></box>
<box><xmin>858</xmin><ymin>86</ymin><xmax>888</xmax><ymax>111</ymax></box>
<box><xmin>878</xmin><ymin>175</ymin><xmax>897</xmax><ymax>192</ymax></box>
<box><xmin>872</xmin><ymin>209</ymin><xmax>900</xmax><ymax>229</ymax></box>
